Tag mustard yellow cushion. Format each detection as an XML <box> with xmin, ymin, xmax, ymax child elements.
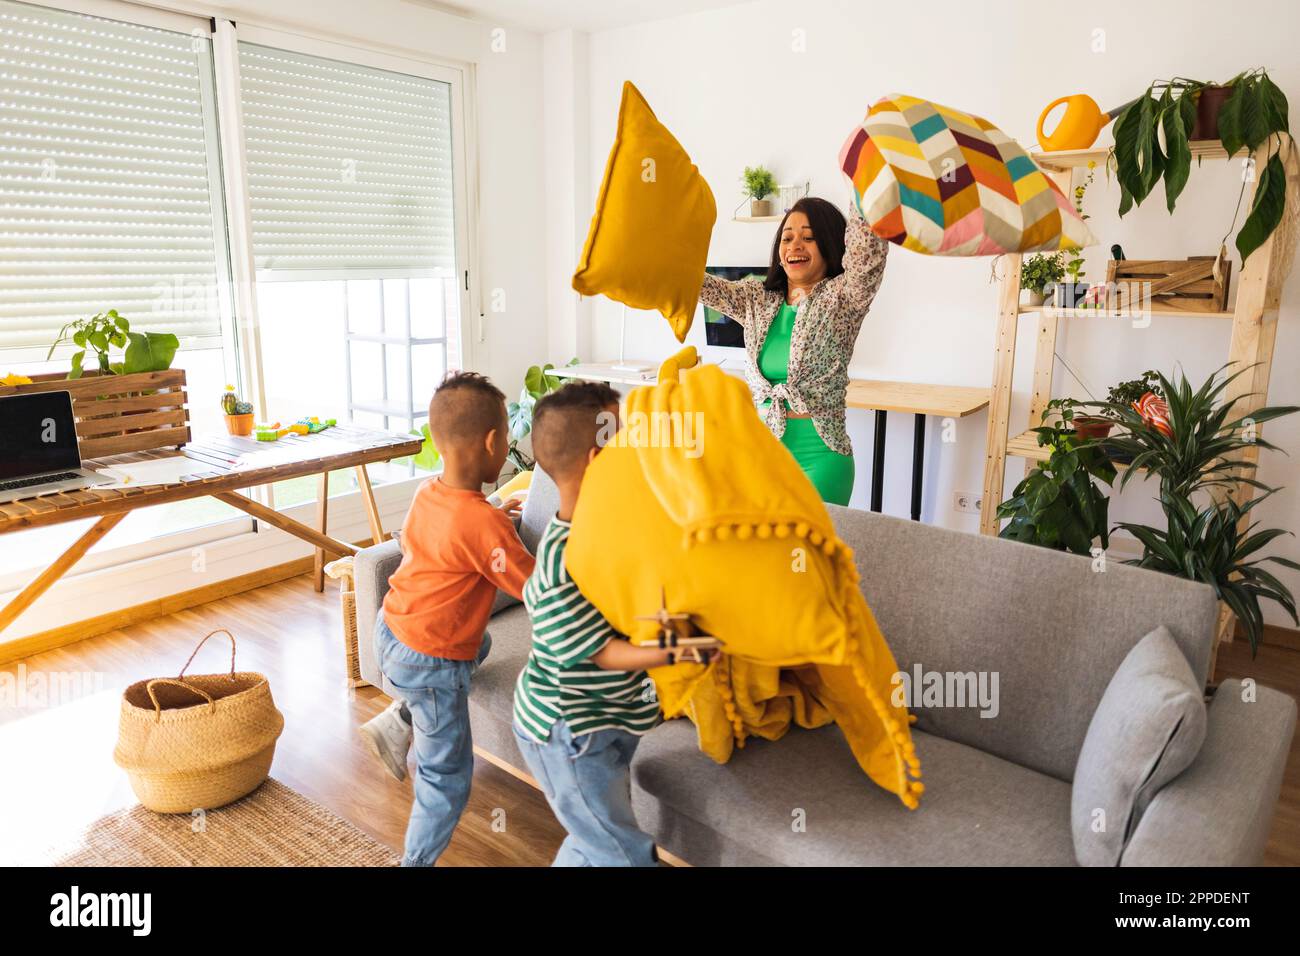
<box><xmin>572</xmin><ymin>82</ymin><xmax>716</xmax><ymax>343</ymax></box>
<box><xmin>567</xmin><ymin>364</ymin><xmax>923</xmax><ymax>808</ymax></box>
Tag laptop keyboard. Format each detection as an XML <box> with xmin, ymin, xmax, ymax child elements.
<box><xmin>0</xmin><ymin>471</ymin><xmax>83</xmax><ymax>492</ymax></box>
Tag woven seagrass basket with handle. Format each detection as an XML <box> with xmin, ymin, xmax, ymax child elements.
<box><xmin>113</xmin><ymin>629</ymin><xmax>284</xmax><ymax>813</ymax></box>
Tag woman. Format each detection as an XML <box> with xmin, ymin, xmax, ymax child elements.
<box><xmin>699</xmin><ymin>197</ymin><xmax>888</xmax><ymax>505</ymax></box>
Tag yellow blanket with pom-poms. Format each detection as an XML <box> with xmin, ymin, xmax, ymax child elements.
<box><xmin>565</xmin><ymin>354</ymin><xmax>923</xmax><ymax>808</ymax></box>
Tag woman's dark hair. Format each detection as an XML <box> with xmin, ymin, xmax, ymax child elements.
<box><xmin>763</xmin><ymin>197</ymin><xmax>848</xmax><ymax>294</ymax></box>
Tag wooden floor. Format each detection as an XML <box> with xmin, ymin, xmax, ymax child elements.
<box><xmin>1</xmin><ymin>573</ymin><xmax>1297</xmax><ymax>866</ymax></box>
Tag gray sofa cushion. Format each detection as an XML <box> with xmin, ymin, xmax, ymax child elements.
<box><xmin>465</xmin><ymin>604</ymin><xmax>535</xmax><ymax>770</ymax></box>
<box><xmin>630</xmin><ymin>718</ymin><xmax>1075</xmax><ymax>866</ymax></box>
<box><xmin>1071</xmin><ymin>627</ymin><xmax>1207</xmax><ymax>866</ymax></box>
<box><xmin>1121</xmin><ymin>679</ymin><xmax>1297</xmax><ymax>866</ymax></box>
<box><xmin>826</xmin><ymin>505</ymin><xmax>1218</xmax><ymax>782</ymax></box>
<box><xmin>518</xmin><ymin>466</ymin><xmax>559</xmax><ymax>554</ymax></box>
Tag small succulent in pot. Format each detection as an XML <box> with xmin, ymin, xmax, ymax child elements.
<box><xmin>741</xmin><ymin>165</ymin><xmax>778</xmax><ymax>217</ymax></box>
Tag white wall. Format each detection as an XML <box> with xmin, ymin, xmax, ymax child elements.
<box><xmin>546</xmin><ymin>0</ymin><xmax>1300</xmax><ymax>625</ymax></box>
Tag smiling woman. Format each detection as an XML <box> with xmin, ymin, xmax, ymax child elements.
<box><xmin>697</xmin><ymin>199</ymin><xmax>889</xmax><ymax>504</ymax></box>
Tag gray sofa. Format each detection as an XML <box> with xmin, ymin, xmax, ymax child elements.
<box><xmin>355</xmin><ymin>503</ymin><xmax>1295</xmax><ymax>866</ymax></box>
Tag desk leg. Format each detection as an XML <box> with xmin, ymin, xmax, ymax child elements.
<box><xmin>0</xmin><ymin>512</ymin><xmax>127</xmax><ymax>634</ymax></box>
<box><xmin>870</xmin><ymin>409</ymin><xmax>887</xmax><ymax>513</ymax></box>
<box><xmin>215</xmin><ymin>491</ymin><xmax>358</xmax><ymax>557</ymax></box>
<box><xmin>355</xmin><ymin>464</ymin><xmax>386</xmax><ymax>546</ymax></box>
<box><xmin>911</xmin><ymin>413</ymin><xmax>926</xmax><ymax>522</ymax></box>
<box><xmin>313</xmin><ymin>471</ymin><xmax>329</xmax><ymax>593</ymax></box>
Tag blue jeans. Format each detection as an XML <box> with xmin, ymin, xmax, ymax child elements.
<box><xmin>512</xmin><ymin>719</ymin><xmax>657</xmax><ymax>867</ymax></box>
<box><xmin>376</xmin><ymin>610</ymin><xmax>491</xmax><ymax>867</ymax></box>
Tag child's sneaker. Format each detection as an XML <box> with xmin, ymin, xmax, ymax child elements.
<box><xmin>359</xmin><ymin>699</ymin><xmax>412</xmax><ymax>781</ymax></box>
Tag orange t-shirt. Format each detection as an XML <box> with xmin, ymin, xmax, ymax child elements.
<box><xmin>382</xmin><ymin>478</ymin><xmax>535</xmax><ymax>660</ymax></box>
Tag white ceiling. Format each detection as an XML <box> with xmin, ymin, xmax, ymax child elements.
<box><xmin>401</xmin><ymin>0</ymin><xmax>756</xmax><ymax>33</ymax></box>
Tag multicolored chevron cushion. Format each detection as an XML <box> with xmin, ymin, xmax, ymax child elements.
<box><xmin>839</xmin><ymin>94</ymin><xmax>1095</xmax><ymax>256</ymax></box>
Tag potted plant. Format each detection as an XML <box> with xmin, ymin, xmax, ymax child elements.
<box><xmin>1055</xmin><ymin>161</ymin><xmax>1095</xmax><ymax>308</ymax></box>
<box><xmin>221</xmin><ymin>384</ymin><xmax>255</xmax><ymax>436</ymax></box>
<box><xmin>741</xmin><ymin>166</ymin><xmax>778</xmax><ymax>218</ymax></box>
<box><xmin>1088</xmin><ymin>365</ymin><xmax>1300</xmax><ymax>654</ymax></box>
<box><xmin>1110</xmin><ymin>70</ymin><xmax>1291</xmax><ymax>262</ymax></box>
<box><xmin>996</xmin><ymin>405</ymin><xmax>1116</xmax><ymax>555</ymax></box>
<box><xmin>506</xmin><ymin>359</ymin><xmax>578</xmax><ymax>471</ymax></box>
<box><xmin>46</xmin><ymin>309</ymin><xmax>179</xmax><ymax>379</ymax></box>
<box><xmin>1020</xmin><ymin>253</ymin><xmax>1063</xmax><ymax>307</ymax></box>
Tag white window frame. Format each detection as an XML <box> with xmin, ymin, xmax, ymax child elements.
<box><xmin>218</xmin><ymin>20</ymin><xmax>479</xmax><ymax>413</ymax></box>
<box><xmin>0</xmin><ymin>0</ymin><xmax>258</xmax><ymax>570</ymax></box>
<box><xmin>0</xmin><ymin>0</ymin><xmax>482</xmax><ymax>613</ymax></box>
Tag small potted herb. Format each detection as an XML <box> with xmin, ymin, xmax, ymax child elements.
<box><xmin>741</xmin><ymin>166</ymin><xmax>778</xmax><ymax>218</ymax></box>
<box><xmin>1055</xmin><ymin>162</ymin><xmax>1095</xmax><ymax>308</ymax></box>
<box><xmin>1020</xmin><ymin>253</ymin><xmax>1063</xmax><ymax>307</ymax></box>
<box><xmin>221</xmin><ymin>384</ymin><xmax>255</xmax><ymax>436</ymax></box>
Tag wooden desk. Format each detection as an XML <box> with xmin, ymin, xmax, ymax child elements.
<box><xmin>0</xmin><ymin>425</ymin><xmax>421</xmax><ymax>634</ymax></box>
<box><xmin>846</xmin><ymin>380</ymin><xmax>989</xmax><ymax>520</ymax></box>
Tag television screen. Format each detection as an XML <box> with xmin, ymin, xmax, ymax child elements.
<box><xmin>702</xmin><ymin>266</ymin><xmax>766</xmax><ymax>348</ymax></box>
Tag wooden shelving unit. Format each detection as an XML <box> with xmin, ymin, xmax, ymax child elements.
<box><xmin>980</xmin><ymin>138</ymin><xmax>1300</xmax><ymax>646</ymax></box>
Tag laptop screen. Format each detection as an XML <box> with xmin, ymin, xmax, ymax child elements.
<box><xmin>0</xmin><ymin>391</ymin><xmax>81</xmax><ymax>480</ymax></box>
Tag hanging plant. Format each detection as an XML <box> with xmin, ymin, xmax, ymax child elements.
<box><xmin>1110</xmin><ymin>70</ymin><xmax>1291</xmax><ymax>263</ymax></box>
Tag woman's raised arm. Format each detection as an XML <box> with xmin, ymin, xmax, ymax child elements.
<box><xmin>699</xmin><ymin>272</ymin><xmax>761</xmax><ymax>331</ymax></box>
<box><xmin>826</xmin><ymin>202</ymin><xmax>889</xmax><ymax>348</ymax></box>
<box><xmin>824</xmin><ymin>203</ymin><xmax>889</xmax><ymax>339</ymax></box>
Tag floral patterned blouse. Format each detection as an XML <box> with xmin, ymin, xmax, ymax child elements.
<box><xmin>698</xmin><ymin>206</ymin><xmax>889</xmax><ymax>456</ymax></box>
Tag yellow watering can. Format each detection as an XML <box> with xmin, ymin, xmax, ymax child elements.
<box><xmin>1036</xmin><ymin>94</ymin><xmax>1138</xmax><ymax>151</ymax></box>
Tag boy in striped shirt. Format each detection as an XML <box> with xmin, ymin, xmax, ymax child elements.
<box><xmin>513</xmin><ymin>382</ymin><xmax>720</xmax><ymax>867</ymax></box>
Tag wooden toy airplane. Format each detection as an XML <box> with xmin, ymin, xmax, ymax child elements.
<box><xmin>634</xmin><ymin>588</ymin><xmax>724</xmax><ymax>664</ymax></box>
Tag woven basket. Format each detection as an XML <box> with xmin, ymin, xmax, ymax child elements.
<box><xmin>113</xmin><ymin>629</ymin><xmax>285</xmax><ymax>814</ymax></box>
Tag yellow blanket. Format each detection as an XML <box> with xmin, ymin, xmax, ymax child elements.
<box><xmin>566</xmin><ymin>358</ymin><xmax>922</xmax><ymax>808</ymax></box>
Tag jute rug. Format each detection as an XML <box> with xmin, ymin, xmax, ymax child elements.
<box><xmin>43</xmin><ymin>778</ymin><xmax>400</xmax><ymax>867</ymax></box>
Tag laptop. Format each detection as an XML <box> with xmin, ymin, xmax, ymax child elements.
<box><xmin>0</xmin><ymin>391</ymin><xmax>108</xmax><ymax>504</ymax></box>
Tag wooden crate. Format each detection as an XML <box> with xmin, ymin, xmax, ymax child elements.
<box><xmin>1105</xmin><ymin>254</ymin><xmax>1232</xmax><ymax>313</ymax></box>
<box><xmin>0</xmin><ymin>368</ymin><xmax>189</xmax><ymax>460</ymax></box>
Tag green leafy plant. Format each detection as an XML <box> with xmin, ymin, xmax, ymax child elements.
<box><xmin>1077</xmin><ymin>365</ymin><xmax>1299</xmax><ymax>654</ymax></box>
<box><xmin>740</xmin><ymin>166</ymin><xmax>778</xmax><ymax>201</ymax></box>
<box><xmin>1020</xmin><ymin>253</ymin><xmax>1064</xmax><ymax>294</ymax></box>
<box><xmin>1102</xmin><ymin>371</ymin><xmax>1164</xmax><ymax>420</ymax></box>
<box><xmin>409</xmin><ymin>423</ymin><xmax>441</xmax><ymax>471</ymax></box>
<box><xmin>1110</xmin><ymin>71</ymin><xmax>1291</xmax><ymax>262</ymax></box>
<box><xmin>47</xmin><ymin>309</ymin><xmax>179</xmax><ymax>379</ymax></box>
<box><xmin>997</xmin><ymin>402</ymin><xmax>1116</xmax><ymax>555</ymax></box>
<box><xmin>1084</xmin><ymin>365</ymin><xmax>1295</xmax><ymax>499</ymax></box>
<box><xmin>1065</xmin><ymin>161</ymin><xmax>1096</xmax><ymax>284</ymax></box>
<box><xmin>1119</xmin><ymin>489</ymin><xmax>1297</xmax><ymax>655</ymax></box>
<box><xmin>506</xmin><ymin>358</ymin><xmax>578</xmax><ymax>471</ymax></box>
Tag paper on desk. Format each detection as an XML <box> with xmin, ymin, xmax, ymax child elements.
<box><xmin>94</xmin><ymin>456</ymin><xmax>203</xmax><ymax>488</ymax></box>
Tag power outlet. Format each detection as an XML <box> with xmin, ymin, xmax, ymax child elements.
<box><xmin>953</xmin><ymin>492</ymin><xmax>983</xmax><ymax>515</ymax></box>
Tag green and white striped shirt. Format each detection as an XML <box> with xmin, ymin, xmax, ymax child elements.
<box><xmin>513</xmin><ymin>517</ymin><xmax>660</xmax><ymax>743</ymax></box>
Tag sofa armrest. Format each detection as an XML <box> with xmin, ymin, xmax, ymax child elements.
<box><xmin>1121</xmin><ymin>679</ymin><xmax>1296</xmax><ymax>866</ymax></box>
<box><xmin>354</xmin><ymin>540</ymin><xmax>403</xmax><ymax>687</ymax></box>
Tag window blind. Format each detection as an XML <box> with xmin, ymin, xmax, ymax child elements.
<box><xmin>238</xmin><ymin>43</ymin><xmax>456</xmax><ymax>274</ymax></box>
<box><xmin>0</xmin><ymin>0</ymin><xmax>227</xmax><ymax>351</ymax></box>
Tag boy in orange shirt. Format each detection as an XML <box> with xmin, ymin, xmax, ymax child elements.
<box><xmin>361</xmin><ymin>371</ymin><xmax>534</xmax><ymax>866</ymax></box>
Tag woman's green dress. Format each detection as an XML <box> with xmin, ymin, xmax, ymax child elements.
<box><xmin>759</xmin><ymin>303</ymin><xmax>855</xmax><ymax>505</ymax></box>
